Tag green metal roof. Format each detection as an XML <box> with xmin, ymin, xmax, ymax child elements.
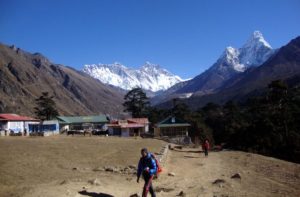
<box><xmin>156</xmin><ymin>116</ymin><xmax>191</xmax><ymax>128</ymax></box>
<box><xmin>57</xmin><ymin>115</ymin><xmax>108</xmax><ymax>124</ymax></box>
<box><xmin>158</xmin><ymin>123</ymin><xmax>191</xmax><ymax>128</ymax></box>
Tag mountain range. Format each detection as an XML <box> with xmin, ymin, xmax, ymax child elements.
<box><xmin>0</xmin><ymin>31</ymin><xmax>299</xmax><ymax>116</ymax></box>
<box><xmin>0</xmin><ymin>44</ymin><xmax>124</xmax><ymax>117</ymax></box>
<box><xmin>151</xmin><ymin>31</ymin><xmax>276</xmax><ymax>104</ymax></box>
<box><xmin>83</xmin><ymin>62</ymin><xmax>184</xmax><ymax>92</ymax></box>
<box><xmin>157</xmin><ymin>35</ymin><xmax>300</xmax><ymax>109</ymax></box>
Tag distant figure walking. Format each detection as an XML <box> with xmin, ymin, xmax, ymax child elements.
<box><xmin>202</xmin><ymin>139</ymin><xmax>210</xmax><ymax>157</ymax></box>
<box><xmin>137</xmin><ymin>148</ymin><xmax>157</xmax><ymax>197</ymax></box>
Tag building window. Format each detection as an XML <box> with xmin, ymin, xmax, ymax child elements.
<box><xmin>171</xmin><ymin>117</ymin><xmax>175</xmax><ymax>123</ymax></box>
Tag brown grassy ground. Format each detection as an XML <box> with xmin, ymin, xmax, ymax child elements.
<box><xmin>0</xmin><ymin>136</ymin><xmax>299</xmax><ymax>197</ymax></box>
<box><xmin>0</xmin><ymin>136</ymin><xmax>165</xmax><ymax>197</ymax></box>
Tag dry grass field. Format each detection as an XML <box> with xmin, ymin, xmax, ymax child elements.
<box><xmin>0</xmin><ymin>136</ymin><xmax>299</xmax><ymax>197</ymax></box>
<box><xmin>0</xmin><ymin>136</ymin><xmax>165</xmax><ymax>197</ymax></box>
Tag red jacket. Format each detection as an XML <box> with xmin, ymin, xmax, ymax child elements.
<box><xmin>203</xmin><ymin>141</ymin><xmax>210</xmax><ymax>150</ymax></box>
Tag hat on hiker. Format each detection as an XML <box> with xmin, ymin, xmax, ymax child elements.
<box><xmin>141</xmin><ymin>148</ymin><xmax>148</xmax><ymax>154</ymax></box>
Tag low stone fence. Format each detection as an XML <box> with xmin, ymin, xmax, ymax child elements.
<box><xmin>155</xmin><ymin>144</ymin><xmax>169</xmax><ymax>166</ymax></box>
<box><xmin>160</xmin><ymin>136</ymin><xmax>192</xmax><ymax>145</ymax></box>
<box><xmin>29</xmin><ymin>131</ymin><xmax>59</xmax><ymax>137</ymax></box>
<box><xmin>43</xmin><ymin>131</ymin><xmax>59</xmax><ymax>136</ymax></box>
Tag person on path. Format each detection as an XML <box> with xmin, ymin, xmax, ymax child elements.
<box><xmin>137</xmin><ymin>148</ymin><xmax>157</xmax><ymax>197</ymax></box>
<box><xmin>202</xmin><ymin>139</ymin><xmax>210</xmax><ymax>157</ymax></box>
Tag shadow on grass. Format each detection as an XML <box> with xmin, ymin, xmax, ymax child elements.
<box><xmin>172</xmin><ymin>149</ymin><xmax>203</xmax><ymax>153</ymax></box>
<box><xmin>78</xmin><ymin>190</ymin><xmax>114</xmax><ymax>197</ymax></box>
<box><xmin>184</xmin><ymin>155</ymin><xmax>200</xmax><ymax>158</ymax></box>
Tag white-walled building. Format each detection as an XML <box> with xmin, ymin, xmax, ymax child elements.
<box><xmin>0</xmin><ymin>114</ymin><xmax>40</xmax><ymax>136</ymax></box>
<box><xmin>40</xmin><ymin>120</ymin><xmax>60</xmax><ymax>136</ymax></box>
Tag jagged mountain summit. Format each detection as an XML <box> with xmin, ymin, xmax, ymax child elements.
<box><xmin>218</xmin><ymin>31</ymin><xmax>274</xmax><ymax>72</ymax></box>
<box><xmin>179</xmin><ymin>35</ymin><xmax>300</xmax><ymax>109</ymax></box>
<box><xmin>205</xmin><ymin>31</ymin><xmax>274</xmax><ymax>84</ymax></box>
<box><xmin>239</xmin><ymin>30</ymin><xmax>274</xmax><ymax>68</ymax></box>
<box><xmin>151</xmin><ymin>31</ymin><xmax>275</xmax><ymax>104</ymax></box>
<box><xmin>190</xmin><ymin>31</ymin><xmax>274</xmax><ymax>91</ymax></box>
<box><xmin>83</xmin><ymin>62</ymin><xmax>184</xmax><ymax>92</ymax></box>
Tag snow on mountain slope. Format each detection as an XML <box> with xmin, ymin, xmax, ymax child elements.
<box><xmin>239</xmin><ymin>31</ymin><xmax>274</xmax><ymax>67</ymax></box>
<box><xmin>151</xmin><ymin>31</ymin><xmax>276</xmax><ymax>105</ymax></box>
<box><xmin>176</xmin><ymin>31</ymin><xmax>274</xmax><ymax>94</ymax></box>
<box><xmin>221</xmin><ymin>46</ymin><xmax>246</xmax><ymax>72</ymax></box>
<box><xmin>83</xmin><ymin>62</ymin><xmax>184</xmax><ymax>92</ymax></box>
<box><xmin>217</xmin><ymin>31</ymin><xmax>274</xmax><ymax>73</ymax></box>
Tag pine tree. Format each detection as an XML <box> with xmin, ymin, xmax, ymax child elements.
<box><xmin>172</xmin><ymin>102</ymin><xmax>190</xmax><ymax>120</ymax></box>
<box><xmin>123</xmin><ymin>88</ymin><xmax>150</xmax><ymax>118</ymax></box>
<box><xmin>34</xmin><ymin>92</ymin><xmax>59</xmax><ymax>120</ymax></box>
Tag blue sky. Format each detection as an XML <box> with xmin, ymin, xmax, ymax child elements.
<box><xmin>1</xmin><ymin>0</ymin><xmax>299</xmax><ymax>79</ymax></box>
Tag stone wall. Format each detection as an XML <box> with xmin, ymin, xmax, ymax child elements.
<box><xmin>155</xmin><ymin>144</ymin><xmax>169</xmax><ymax>166</ymax></box>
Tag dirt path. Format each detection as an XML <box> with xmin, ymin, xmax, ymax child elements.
<box><xmin>155</xmin><ymin>148</ymin><xmax>300</xmax><ymax>197</ymax></box>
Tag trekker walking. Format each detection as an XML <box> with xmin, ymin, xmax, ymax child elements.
<box><xmin>202</xmin><ymin>139</ymin><xmax>210</xmax><ymax>157</ymax></box>
<box><xmin>137</xmin><ymin>148</ymin><xmax>157</xmax><ymax>197</ymax></box>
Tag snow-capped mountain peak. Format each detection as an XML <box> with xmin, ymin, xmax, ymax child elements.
<box><xmin>223</xmin><ymin>46</ymin><xmax>239</xmax><ymax>59</ymax></box>
<box><xmin>239</xmin><ymin>31</ymin><xmax>273</xmax><ymax>67</ymax></box>
<box><xmin>83</xmin><ymin>62</ymin><xmax>184</xmax><ymax>92</ymax></box>
<box><xmin>150</xmin><ymin>31</ymin><xmax>278</xmax><ymax>104</ymax></box>
<box><xmin>140</xmin><ymin>62</ymin><xmax>175</xmax><ymax>76</ymax></box>
<box><xmin>216</xmin><ymin>31</ymin><xmax>274</xmax><ymax>72</ymax></box>
<box><xmin>141</xmin><ymin>62</ymin><xmax>162</xmax><ymax>72</ymax></box>
<box><xmin>244</xmin><ymin>30</ymin><xmax>272</xmax><ymax>49</ymax></box>
<box><xmin>142</xmin><ymin>61</ymin><xmax>159</xmax><ymax>68</ymax></box>
<box><xmin>222</xmin><ymin>46</ymin><xmax>246</xmax><ymax>72</ymax></box>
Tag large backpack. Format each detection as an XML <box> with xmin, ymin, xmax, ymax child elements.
<box><xmin>150</xmin><ymin>153</ymin><xmax>162</xmax><ymax>177</ymax></box>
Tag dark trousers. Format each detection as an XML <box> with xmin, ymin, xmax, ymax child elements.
<box><xmin>143</xmin><ymin>173</ymin><xmax>156</xmax><ymax>197</ymax></box>
<box><xmin>204</xmin><ymin>148</ymin><xmax>208</xmax><ymax>156</ymax></box>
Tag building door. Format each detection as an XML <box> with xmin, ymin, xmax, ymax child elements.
<box><xmin>113</xmin><ymin>128</ymin><xmax>121</xmax><ymax>136</ymax></box>
<box><xmin>134</xmin><ymin>128</ymin><xmax>139</xmax><ymax>136</ymax></box>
